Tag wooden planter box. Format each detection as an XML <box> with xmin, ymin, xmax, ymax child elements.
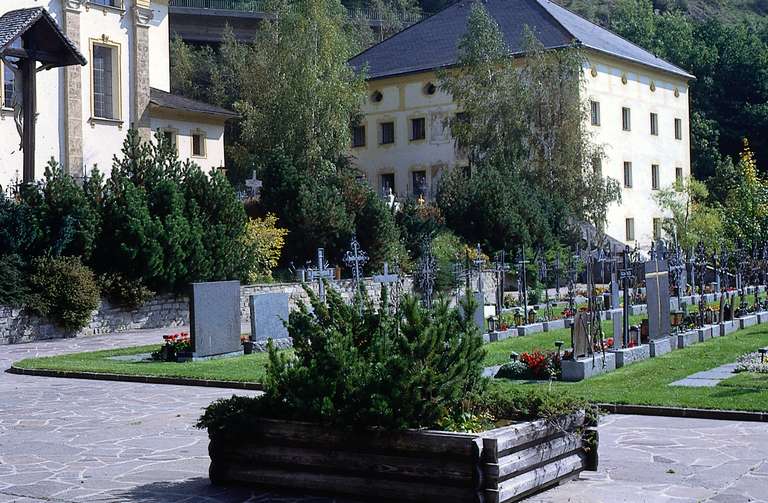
<box><xmin>208</xmin><ymin>411</ymin><xmax>596</xmax><ymax>503</ymax></box>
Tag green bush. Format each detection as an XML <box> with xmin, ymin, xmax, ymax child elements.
<box><xmin>199</xmin><ymin>287</ymin><xmax>487</xmax><ymax>434</ymax></box>
<box><xmin>28</xmin><ymin>256</ymin><xmax>100</xmax><ymax>331</ymax></box>
<box><xmin>0</xmin><ymin>254</ymin><xmax>30</xmax><ymax>307</ymax></box>
<box><xmin>19</xmin><ymin>161</ymin><xmax>101</xmax><ymax>260</ymax></box>
<box><xmin>99</xmin><ymin>272</ymin><xmax>155</xmax><ymax>310</ymax></box>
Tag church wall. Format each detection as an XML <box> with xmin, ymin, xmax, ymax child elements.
<box><xmin>0</xmin><ymin>0</ymin><xmax>227</xmax><ymax>189</ymax></box>
<box><xmin>0</xmin><ymin>0</ymin><xmax>65</xmax><ymax>187</ymax></box>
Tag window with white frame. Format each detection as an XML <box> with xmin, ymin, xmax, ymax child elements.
<box><xmin>650</xmin><ymin>113</ymin><xmax>659</xmax><ymax>136</ymax></box>
<box><xmin>590</xmin><ymin>100</ymin><xmax>600</xmax><ymax>126</ymax></box>
<box><xmin>622</xmin><ymin>107</ymin><xmax>631</xmax><ymax>131</ymax></box>
<box><xmin>674</xmin><ymin>118</ymin><xmax>682</xmax><ymax>140</ymax></box>
<box><xmin>92</xmin><ymin>42</ymin><xmax>120</xmax><ymax>120</ymax></box>
<box><xmin>651</xmin><ymin>164</ymin><xmax>660</xmax><ymax>190</ymax></box>
<box><xmin>625</xmin><ymin>218</ymin><xmax>635</xmax><ymax>241</ymax></box>
<box><xmin>191</xmin><ymin>130</ymin><xmax>206</xmax><ymax>158</ymax></box>
<box><xmin>623</xmin><ymin>161</ymin><xmax>633</xmax><ymax>188</ymax></box>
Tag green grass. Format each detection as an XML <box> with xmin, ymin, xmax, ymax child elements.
<box><xmin>14</xmin><ymin>344</ymin><xmax>274</xmax><ymax>383</ymax></box>
<box><xmin>719</xmin><ymin>371</ymin><xmax>768</xmax><ymax>391</ymax></box>
<box><xmin>492</xmin><ymin>323</ymin><xmax>768</xmax><ymax>412</ymax></box>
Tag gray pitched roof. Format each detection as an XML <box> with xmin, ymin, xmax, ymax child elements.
<box><xmin>149</xmin><ymin>87</ymin><xmax>239</xmax><ymax>120</ymax></box>
<box><xmin>349</xmin><ymin>0</ymin><xmax>694</xmax><ymax>81</ymax></box>
<box><xmin>0</xmin><ymin>7</ymin><xmax>87</xmax><ymax>67</ymax></box>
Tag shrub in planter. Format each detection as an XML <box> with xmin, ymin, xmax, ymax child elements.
<box><xmin>28</xmin><ymin>256</ymin><xmax>100</xmax><ymax>331</ymax></box>
<box><xmin>197</xmin><ymin>287</ymin><xmax>596</xmax><ymax>502</ymax></box>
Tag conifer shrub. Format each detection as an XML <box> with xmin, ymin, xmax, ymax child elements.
<box><xmin>0</xmin><ymin>254</ymin><xmax>30</xmax><ymax>307</ymax></box>
<box><xmin>28</xmin><ymin>256</ymin><xmax>100</xmax><ymax>331</ymax></box>
<box><xmin>199</xmin><ymin>287</ymin><xmax>488</xmax><ymax>433</ymax></box>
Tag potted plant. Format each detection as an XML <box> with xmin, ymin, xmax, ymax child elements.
<box><xmin>198</xmin><ymin>287</ymin><xmax>597</xmax><ymax>502</ymax></box>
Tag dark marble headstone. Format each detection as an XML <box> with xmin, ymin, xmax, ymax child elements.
<box><xmin>190</xmin><ymin>280</ymin><xmax>241</xmax><ymax>358</ymax></box>
<box><xmin>646</xmin><ymin>261</ymin><xmax>671</xmax><ymax>340</ymax></box>
<box><xmin>249</xmin><ymin>293</ymin><xmax>290</xmax><ymax>341</ymax></box>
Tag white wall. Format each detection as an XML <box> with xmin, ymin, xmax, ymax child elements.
<box><xmin>0</xmin><ymin>0</ymin><xmax>65</xmax><ymax>187</ymax></box>
<box><xmin>352</xmin><ymin>71</ymin><xmax>459</xmax><ymax>199</ymax></box>
<box><xmin>351</xmin><ymin>53</ymin><xmax>692</xmax><ymax>248</ymax></box>
<box><xmin>149</xmin><ymin>116</ymin><xmax>226</xmax><ymax>171</ymax></box>
<box><xmin>584</xmin><ymin>51</ymin><xmax>691</xmax><ymax>247</ymax></box>
<box><xmin>0</xmin><ymin>0</ymin><xmax>222</xmax><ymax>187</ymax></box>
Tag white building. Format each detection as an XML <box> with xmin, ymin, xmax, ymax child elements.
<box><xmin>348</xmin><ymin>0</ymin><xmax>694</xmax><ymax>246</ymax></box>
<box><xmin>0</xmin><ymin>0</ymin><xmax>235</xmax><ymax>188</ymax></box>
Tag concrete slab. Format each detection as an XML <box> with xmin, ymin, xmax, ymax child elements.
<box><xmin>561</xmin><ymin>353</ymin><xmax>616</xmax><ymax>382</ymax></box>
<box><xmin>677</xmin><ymin>331</ymin><xmax>699</xmax><ymax>349</ymax></box>
<box><xmin>608</xmin><ymin>344</ymin><xmax>650</xmax><ymax>368</ymax></box>
<box><xmin>517</xmin><ymin>322</ymin><xmax>544</xmax><ymax>336</ymax></box>
<box><xmin>649</xmin><ymin>337</ymin><xmax>672</xmax><ymax>357</ymax></box>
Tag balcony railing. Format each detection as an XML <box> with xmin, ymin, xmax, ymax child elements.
<box><xmin>168</xmin><ymin>0</ymin><xmax>425</xmax><ymax>24</ymax></box>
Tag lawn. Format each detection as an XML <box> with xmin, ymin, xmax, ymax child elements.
<box><xmin>492</xmin><ymin>323</ymin><xmax>768</xmax><ymax>412</ymax></box>
<box><xmin>13</xmin><ymin>344</ymin><xmax>275</xmax><ymax>383</ymax></box>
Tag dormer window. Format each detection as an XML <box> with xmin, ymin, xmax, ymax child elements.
<box><xmin>424</xmin><ymin>82</ymin><xmax>436</xmax><ymax>95</ymax></box>
<box><xmin>371</xmin><ymin>90</ymin><xmax>383</xmax><ymax>103</ymax></box>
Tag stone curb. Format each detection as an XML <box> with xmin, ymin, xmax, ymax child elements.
<box><xmin>598</xmin><ymin>403</ymin><xmax>768</xmax><ymax>422</ymax></box>
<box><xmin>6</xmin><ymin>366</ymin><xmax>264</xmax><ymax>391</ymax></box>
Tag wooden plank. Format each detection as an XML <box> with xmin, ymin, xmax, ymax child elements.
<box><xmin>486</xmin><ymin>452</ymin><xmax>585</xmax><ymax>503</ymax></box>
<box><xmin>484</xmin><ymin>434</ymin><xmax>583</xmax><ymax>485</ymax></box>
<box><xmin>481</xmin><ymin>412</ymin><xmax>585</xmax><ymax>462</ymax></box>
<box><xmin>210</xmin><ymin>442</ymin><xmax>480</xmax><ymax>486</ymax></box>
<box><xmin>220</xmin><ymin>418</ymin><xmax>482</xmax><ymax>460</ymax></box>
<box><xmin>225</xmin><ymin>465</ymin><xmax>485</xmax><ymax>503</ymax></box>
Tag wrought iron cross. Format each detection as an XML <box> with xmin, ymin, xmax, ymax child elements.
<box><xmin>416</xmin><ymin>240</ymin><xmax>437</xmax><ymax>307</ymax></box>
<box><xmin>306</xmin><ymin>248</ymin><xmax>334</xmax><ymax>302</ymax></box>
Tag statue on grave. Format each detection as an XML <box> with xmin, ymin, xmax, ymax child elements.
<box><xmin>1</xmin><ymin>56</ymin><xmax>23</xmax><ymax>149</ymax></box>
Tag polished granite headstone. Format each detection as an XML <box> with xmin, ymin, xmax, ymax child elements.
<box><xmin>646</xmin><ymin>260</ymin><xmax>671</xmax><ymax>340</ymax></box>
<box><xmin>249</xmin><ymin>293</ymin><xmax>290</xmax><ymax>341</ymax></box>
<box><xmin>189</xmin><ymin>280</ymin><xmax>241</xmax><ymax>359</ymax></box>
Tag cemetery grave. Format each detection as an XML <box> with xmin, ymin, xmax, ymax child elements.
<box><xmin>492</xmin><ymin>321</ymin><xmax>768</xmax><ymax>412</ymax></box>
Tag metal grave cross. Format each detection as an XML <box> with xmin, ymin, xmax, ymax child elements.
<box><xmin>245</xmin><ymin>171</ymin><xmax>263</xmax><ymax>198</ymax></box>
<box><xmin>516</xmin><ymin>246</ymin><xmax>530</xmax><ymax>311</ymax></box>
<box><xmin>343</xmin><ymin>236</ymin><xmax>368</xmax><ymax>310</ymax></box>
<box><xmin>494</xmin><ymin>250</ymin><xmax>511</xmax><ymax>316</ymax></box>
<box><xmin>473</xmin><ymin>243</ymin><xmax>486</xmax><ymax>294</ymax></box>
<box><xmin>536</xmin><ymin>247</ymin><xmax>551</xmax><ymax>320</ymax></box>
<box><xmin>416</xmin><ymin>240</ymin><xmax>437</xmax><ymax>307</ymax></box>
<box><xmin>306</xmin><ymin>248</ymin><xmax>335</xmax><ymax>302</ymax></box>
<box><xmin>618</xmin><ymin>245</ymin><xmax>636</xmax><ymax>347</ymax></box>
<box><xmin>373</xmin><ymin>261</ymin><xmax>399</xmax><ymax>286</ymax></box>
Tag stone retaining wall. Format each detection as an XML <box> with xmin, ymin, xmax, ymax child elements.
<box><xmin>0</xmin><ymin>294</ymin><xmax>188</xmax><ymax>345</ymax></box>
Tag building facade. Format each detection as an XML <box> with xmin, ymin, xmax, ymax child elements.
<box><xmin>0</xmin><ymin>0</ymin><xmax>235</xmax><ymax>188</ymax></box>
<box><xmin>348</xmin><ymin>0</ymin><xmax>693</xmax><ymax>246</ymax></box>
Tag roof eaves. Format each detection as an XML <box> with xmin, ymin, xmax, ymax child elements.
<box><xmin>582</xmin><ymin>44</ymin><xmax>695</xmax><ymax>81</ymax></box>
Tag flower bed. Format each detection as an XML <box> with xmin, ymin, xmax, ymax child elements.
<box><xmin>206</xmin><ymin>412</ymin><xmax>596</xmax><ymax>503</ymax></box>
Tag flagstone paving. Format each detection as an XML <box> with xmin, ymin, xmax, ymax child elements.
<box><xmin>1</xmin><ymin>330</ymin><xmax>768</xmax><ymax>502</ymax></box>
<box><xmin>670</xmin><ymin>362</ymin><xmax>740</xmax><ymax>387</ymax></box>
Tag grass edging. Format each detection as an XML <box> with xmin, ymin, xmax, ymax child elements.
<box><xmin>6</xmin><ymin>365</ymin><xmax>264</xmax><ymax>391</ymax></box>
<box><xmin>598</xmin><ymin>403</ymin><xmax>768</xmax><ymax>422</ymax></box>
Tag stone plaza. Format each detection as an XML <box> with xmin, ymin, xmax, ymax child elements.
<box><xmin>1</xmin><ymin>329</ymin><xmax>767</xmax><ymax>503</ymax></box>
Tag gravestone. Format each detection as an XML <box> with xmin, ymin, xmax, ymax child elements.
<box><xmin>249</xmin><ymin>293</ymin><xmax>289</xmax><ymax>342</ymax></box>
<box><xmin>189</xmin><ymin>280</ymin><xmax>241</xmax><ymax>359</ymax></box>
<box><xmin>572</xmin><ymin>311</ymin><xmax>591</xmax><ymax>358</ymax></box>
<box><xmin>646</xmin><ymin>260</ymin><xmax>671</xmax><ymax>339</ymax></box>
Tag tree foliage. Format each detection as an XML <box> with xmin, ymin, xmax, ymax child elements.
<box><xmin>437</xmin><ymin>3</ymin><xmax>620</xmax><ymax>249</ymax></box>
<box><xmin>654</xmin><ymin>178</ymin><xmax>724</xmax><ymax>252</ymax></box>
